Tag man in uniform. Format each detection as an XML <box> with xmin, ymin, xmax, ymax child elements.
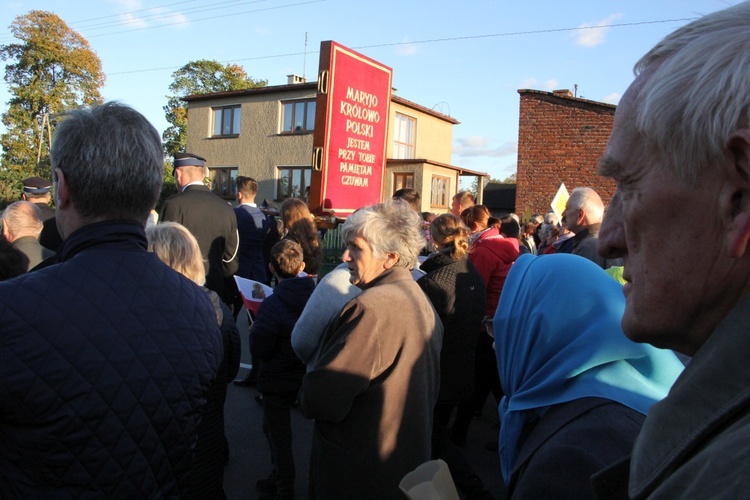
<box><xmin>160</xmin><ymin>152</ymin><xmax>239</xmax><ymax>301</ymax></box>
<box><xmin>21</xmin><ymin>176</ymin><xmax>62</xmax><ymax>249</ymax></box>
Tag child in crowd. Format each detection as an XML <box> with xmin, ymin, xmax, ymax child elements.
<box><xmin>250</xmin><ymin>239</ymin><xmax>316</xmax><ymax>500</ymax></box>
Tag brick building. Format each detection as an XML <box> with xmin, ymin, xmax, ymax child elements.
<box><xmin>516</xmin><ymin>89</ymin><xmax>617</xmax><ymax>215</ymax></box>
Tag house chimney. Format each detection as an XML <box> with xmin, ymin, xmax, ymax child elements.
<box><xmin>552</xmin><ymin>89</ymin><xmax>574</xmax><ymax>98</ymax></box>
<box><xmin>287</xmin><ymin>74</ymin><xmax>307</xmax><ymax>85</ymax></box>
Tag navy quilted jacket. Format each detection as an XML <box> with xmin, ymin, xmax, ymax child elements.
<box><xmin>0</xmin><ymin>221</ymin><xmax>223</xmax><ymax>498</ymax></box>
<box><xmin>250</xmin><ymin>276</ymin><xmax>315</xmax><ymax>394</ymax></box>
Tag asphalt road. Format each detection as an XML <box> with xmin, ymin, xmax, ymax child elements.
<box><xmin>222</xmin><ymin>309</ymin><xmax>507</xmax><ymax>499</ymax></box>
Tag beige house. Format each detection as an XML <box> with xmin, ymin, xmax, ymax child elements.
<box><xmin>183</xmin><ymin>76</ymin><xmax>485</xmax><ymax>213</ymax></box>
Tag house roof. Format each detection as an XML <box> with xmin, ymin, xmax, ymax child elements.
<box><xmin>517</xmin><ymin>89</ymin><xmax>617</xmax><ymax>112</ymax></box>
<box><xmin>483</xmin><ymin>182</ymin><xmax>516</xmax><ymax>209</ymax></box>
<box><xmin>387</xmin><ymin>158</ymin><xmax>486</xmax><ymax>176</ymax></box>
<box><xmin>184</xmin><ymin>82</ymin><xmax>460</xmax><ymax>124</ymax></box>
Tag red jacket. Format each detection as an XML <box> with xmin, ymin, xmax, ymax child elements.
<box><xmin>469</xmin><ymin>228</ymin><xmax>520</xmax><ymax>317</ymax></box>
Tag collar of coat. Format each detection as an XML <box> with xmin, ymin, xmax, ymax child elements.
<box><xmin>629</xmin><ymin>292</ymin><xmax>750</xmax><ymax>497</ymax></box>
<box><xmin>357</xmin><ymin>266</ymin><xmax>412</xmax><ymax>292</ymax></box>
<box><xmin>55</xmin><ymin>220</ymin><xmax>147</xmax><ymax>264</ymax></box>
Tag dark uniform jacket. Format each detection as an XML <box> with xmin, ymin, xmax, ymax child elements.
<box><xmin>0</xmin><ymin>221</ymin><xmax>224</xmax><ymax>498</ymax></box>
<box><xmin>160</xmin><ymin>184</ymin><xmax>240</xmax><ymax>300</ymax></box>
<box><xmin>34</xmin><ymin>202</ymin><xmax>63</xmax><ymax>251</ymax></box>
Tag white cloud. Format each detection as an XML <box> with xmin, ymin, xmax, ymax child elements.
<box><xmin>395</xmin><ymin>38</ymin><xmax>418</xmax><ymax>56</ymax></box>
<box><xmin>160</xmin><ymin>9</ymin><xmax>190</xmax><ymax>28</ymax></box>
<box><xmin>106</xmin><ymin>0</ymin><xmax>190</xmax><ymax>30</ymax></box>
<box><xmin>119</xmin><ymin>12</ymin><xmax>147</xmax><ymax>28</ymax></box>
<box><xmin>107</xmin><ymin>0</ymin><xmax>141</xmax><ymax>8</ymax></box>
<box><xmin>602</xmin><ymin>92</ymin><xmax>622</xmax><ymax>104</ymax></box>
<box><xmin>454</xmin><ymin>136</ymin><xmax>517</xmax><ymax>158</ymax></box>
<box><xmin>574</xmin><ymin>13</ymin><xmax>623</xmax><ymax>47</ymax></box>
<box><xmin>519</xmin><ymin>77</ymin><xmax>538</xmax><ymax>89</ymax></box>
<box><xmin>543</xmin><ymin>79</ymin><xmax>558</xmax><ymax>90</ymax></box>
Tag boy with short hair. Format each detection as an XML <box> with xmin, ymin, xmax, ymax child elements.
<box><xmin>250</xmin><ymin>239</ymin><xmax>315</xmax><ymax>499</ymax></box>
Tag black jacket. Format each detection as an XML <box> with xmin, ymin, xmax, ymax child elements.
<box><xmin>418</xmin><ymin>251</ymin><xmax>487</xmax><ymax>404</ymax></box>
<box><xmin>160</xmin><ymin>185</ymin><xmax>240</xmax><ymax>300</ymax></box>
<box><xmin>250</xmin><ymin>276</ymin><xmax>316</xmax><ymax>394</ymax></box>
<box><xmin>507</xmin><ymin>398</ymin><xmax>644</xmax><ymax>500</ymax></box>
<box><xmin>0</xmin><ymin>221</ymin><xmax>223</xmax><ymax>498</ymax></box>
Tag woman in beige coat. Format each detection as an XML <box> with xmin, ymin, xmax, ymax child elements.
<box><xmin>300</xmin><ymin>199</ymin><xmax>443</xmax><ymax>500</ymax></box>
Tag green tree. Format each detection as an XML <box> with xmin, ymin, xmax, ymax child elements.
<box><xmin>163</xmin><ymin>59</ymin><xmax>267</xmax><ymax>156</ymax></box>
<box><xmin>156</xmin><ymin>160</ymin><xmax>178</xmax><ymax>211</ymax></box>
<box><xmin>0</xmin><ymin>10</ymin><xmax>104</xmax><ymax>200</ymax></box>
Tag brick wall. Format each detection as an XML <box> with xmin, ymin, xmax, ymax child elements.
<box><xmin>516</xmin><ymin>89</ymin><xmax>617</xmax><ymax>215</ymax></box>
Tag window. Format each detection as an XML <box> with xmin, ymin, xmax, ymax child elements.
<box><xmin>210</xmin><ymin>167</ymin><xmax>238</xmax><ymax>200</ymax></box>
<box><xmin>393</xmin><ymin>113</ymin><xmax>416</xmax><ymax>159</ymax></box>
<box><xmin>212</xmin><ymin>105</ymin><xmax>241</xmax><ymax>137</ymax></box>
<box><xmin>393</xmin><ymin>172</ymin><xmax>414</xmax><ymax>193</ymax></box>
<box><xmin>277</xmin><ymin>166</ymin><xmax>311</xmax><ymax>200</ymax></box>
<box><xmin>281</xmin><ymin>99</ymin><xmax>316</xmax><ymax>133</ymax></box>
<box><xmin>430</xmin><ymin>175</ymin><xmax>451</xmax><ymax>207</ymax></box>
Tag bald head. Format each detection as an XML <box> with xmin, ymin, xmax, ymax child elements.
<box><xmin>2</xmin><ymin>201</ymin><xmax>43</xmax><ymax>243</ymax></box>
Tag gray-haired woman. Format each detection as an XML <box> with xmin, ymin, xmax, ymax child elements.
<box><xmin>300</xmin><ymin>199</ymin><xmax>443</xmax><ymax>499</ymax></box>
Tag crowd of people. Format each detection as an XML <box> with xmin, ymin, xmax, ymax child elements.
<box><xmin>2</xmin><ymin>2</ymin><xmax>750</xmax><ymax>498</ymax></box>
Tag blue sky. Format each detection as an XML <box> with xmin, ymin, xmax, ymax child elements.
<box><xmin>0</xmin><ymin>0</ymin><xmax>739</xmax><ymax>183</ymax></box>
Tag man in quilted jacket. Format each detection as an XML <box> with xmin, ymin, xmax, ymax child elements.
<box><xmin>0</xmin><ymin>102</ymin><xmax>224</xmax><ymax>498</ymax></box>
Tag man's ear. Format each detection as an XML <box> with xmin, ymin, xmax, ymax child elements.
<box><xmin>576</xmin><ymin>208</ymin><xmax>586</xmax><ymax>226</ymax></box>
<box><xmin>297</xmin><ymin>261</ymin><xmax>306</xmax><ymax>275</ymax></box>
<box><xmin>54</xmin><ymin>168</ymin><xmax>71</xmax><ymax>210</ymax></box>
<box><xmin>724</xmin><ymin>130</ymin><xmax>750</xmax><ymax>258</ymax></box>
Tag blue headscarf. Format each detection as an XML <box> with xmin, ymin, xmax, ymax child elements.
<box><xmin>494</xmin><ymin>253</ymin><xmax>684</xmax><ymax>482</ymax></box>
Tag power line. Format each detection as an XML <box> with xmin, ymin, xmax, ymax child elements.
<box><xmin>108</xmin><ymin>17</ymin><xmax>698</xmax><ymax>77</ymax></box>
<box><xmin>86</xmin><ymin>0</ymin><xmax>325</xmax><ymax>39</ymax></box>
<box><xmin>68</xmin><ymin>0</ymin><xmax>266</xmax><ymax>34</ymax></box>
<box><xmin>0</xmin><ymin>0</ymin><xmax>315</xmax><ymax>44</ymax></box>
<box><xmin>357</xmin><ymin>18</ymin><xmax>696</xmax><ymax>49</ymax></box>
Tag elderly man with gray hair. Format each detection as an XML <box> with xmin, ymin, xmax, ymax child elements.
<box><xmin>2</xmin><ymin>200</ymin><xmax>54</xmax><ymax>270</ymax></box>
<box><xmin>300</xmin><ymin>198</ymin><xmax>443</xmax><ymax>499</ymax></box>
<box><xmin>558</xmin><ymin>186</ymin><xmax>611</xmax><ymax>267</ymax></box>
<box><xmin>0</xmin><ymin>102</ymin><xmax>223</xmax><ymax>497</ymax></box>
<box><xmin>592</xmin><ymin>2</ymin><xmax>750</xmax><ymax>498</ymax></box>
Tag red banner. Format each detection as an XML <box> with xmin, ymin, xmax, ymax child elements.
<box><xmin>309</xmin><ymin>41</ymin><xmax>393</xmax><ymax>217</ymax></box>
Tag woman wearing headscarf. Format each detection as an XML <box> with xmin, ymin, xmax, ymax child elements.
<box><xmin>494</xmin><ymin>253</ymin><xmax>684</xmax><ymax>499</ymax></box>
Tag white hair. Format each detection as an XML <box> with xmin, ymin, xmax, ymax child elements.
<box><xmin>341</xmin><ymin>199</ymin><xmax>425</xmax><ymax>270</ymax></box>
<box><xmin>2</xmin><ymin>201</ymin><xmax>43</xmax><ymax>236</ymax></box>
<box><xmin>633</xmin><ymin>1</ymin><xmax>750</xmax><ymax>184</ymax></box>
<box><xmin>568</xmin><ymin>187</ymin><xmax>604</xmax><ymax>224</ymax></box>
